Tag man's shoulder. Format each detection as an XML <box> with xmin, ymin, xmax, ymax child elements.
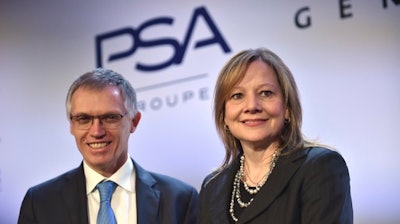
<box><xmin>29</xmin><ymin>166</ymin><xmax>83</xmax><ymax>193</ymax></box>
<box><xmin>151</xmin><ymin>171</ymin><xmax>193</xmax><ymax>189</ymax></box>
<box><xmin>133</xmin><ymin>159</ymin><xmax>195</xmax><ymax>190</ymax></box>
<box><xmin>133</xmin><ymin>163</ymin><xmax>196</xmax><ymax>197</ymax></box>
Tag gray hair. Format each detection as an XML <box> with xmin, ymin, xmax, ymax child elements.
<box><xmin>65</xmin><ymin>68</ymin><xmax>138</xmax><ymax>118</ymax></box>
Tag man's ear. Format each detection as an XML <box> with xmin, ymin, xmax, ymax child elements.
<box><xmin>69</xmin><ymin>120</ymin><xmax>74</xmax><ymax>135</ymax></box>
<box><xmin>130</xmin><ymin>112</ymin><xmax>141</xmax><ymax>133</ymax></box>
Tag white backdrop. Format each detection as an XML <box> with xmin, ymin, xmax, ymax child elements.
<box><xmin>1</xmin><ymin>1</ymin><xmax>399</xmax><ymax>223</ymax></box>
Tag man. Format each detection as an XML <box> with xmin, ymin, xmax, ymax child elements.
<box><xmin>18</xmin><ymin>68</ymin><xmax>198</xmax><ymax>224</ymax></box>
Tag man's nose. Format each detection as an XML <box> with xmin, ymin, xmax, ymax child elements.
<box><xmin>88</xmin><ymin>118</ymin><xmax>106</xmax><ymax>137</ymax></box>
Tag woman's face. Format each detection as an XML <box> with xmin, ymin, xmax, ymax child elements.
<box><xmin>224</xmin><ymin>60</ymin><xmax>288</xmax><ymax>149</ymax></box>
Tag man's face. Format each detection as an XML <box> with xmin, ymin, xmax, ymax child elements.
<box><xmin>69</xmin><ymin>86</ymin><xmax>140</xmax><ymax>177</ymax></box>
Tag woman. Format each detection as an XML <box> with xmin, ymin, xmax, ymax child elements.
<box><xmin>198</xmin><ymin>48</ymin><xmax>353</xmax><ymax>223</ymax></box>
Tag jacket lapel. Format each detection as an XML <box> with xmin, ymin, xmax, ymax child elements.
<box><xmin>61</xmin><ymin>164</ymin><xmax>89</xmax><ymax>224</ymax></box>
<box><xmin>237</xmin><ymin>149</ymin><xmax>309</xmax><ymax>224</ymax></box>
<box><xmin>133</xmin><ymin>160</ymin><xmax>160</xmax><ymax>224</ymax></box>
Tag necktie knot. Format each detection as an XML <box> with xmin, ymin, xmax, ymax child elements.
<box><xmin>97</xmin><ymin>181</ymin><xmax>117</xmax><ymax>202</ymax></box>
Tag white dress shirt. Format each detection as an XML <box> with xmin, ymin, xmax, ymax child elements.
<box><xmin>84</xmin><ymin>156</ymin><xmax>137</xmax><ymax>224</ymax></box>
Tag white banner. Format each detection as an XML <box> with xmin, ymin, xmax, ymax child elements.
<box><xmin>0</xmin><ymin>1</ymin><xmax>399</xmax><ymax>223</ymax></box>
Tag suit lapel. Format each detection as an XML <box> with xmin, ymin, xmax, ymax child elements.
<box><xmin>133</xmin><ymin>160</ymin><xmax>160</xmax><ymax>224</ymax></box>
<box><xmin>237</xmin><ymin>149</ymin><xmax>309</xmax><ymax>224</ymax></box>
<box><xmin>61</xmin><ymin>164</ymin><xmax>89</xmax><ymax>224</ymax></box>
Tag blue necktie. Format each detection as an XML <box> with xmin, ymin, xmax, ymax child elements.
<box><xmin>97</xmin><ymin>181</ymin><xmax>117</xmax><ymax>224</ymax></box>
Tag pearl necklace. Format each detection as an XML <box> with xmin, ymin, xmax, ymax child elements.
<box><xmin>229</xmin><ymin>150</ymin><xmax>280</xmax><ymax>222</ymax></box>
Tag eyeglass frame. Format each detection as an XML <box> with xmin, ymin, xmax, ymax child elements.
<box><xmin>69</xmin><ymin>112</ymin><xmax>128</xmax><ymax>130</ymax></box>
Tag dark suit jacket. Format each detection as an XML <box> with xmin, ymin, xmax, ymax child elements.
<box><xmin>198</xmin><ymin>147</ymin><xmax>353</xmax><ymax>224</ymax></box>
<box><xmin>18</xmin><ymin>159</ymin><xmax>198</xmax><ymax>224</ymax></box>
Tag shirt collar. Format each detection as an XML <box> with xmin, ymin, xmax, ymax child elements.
<box><xmin>84</xmin><ymin>155</ymin><xmax>135</xmax><ymax>195</ymax></box>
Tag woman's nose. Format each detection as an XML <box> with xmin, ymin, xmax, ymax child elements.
<box><xmin>244</xmin><ymin>94</ymin><xmax>261</xmax><ymax>113</ymax></box>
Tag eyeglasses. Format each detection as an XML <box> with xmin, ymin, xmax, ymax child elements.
<box><xmin>70</xmin><ymin>113</ymin><xmax>127</xmax><ymax>130</ymax></box>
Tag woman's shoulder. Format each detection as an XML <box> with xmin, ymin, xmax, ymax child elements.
<box><xmin>303</xmin><ymin>146</ymin><xmax>349</xmax><ymax>169</ymax></box>
<box><xmin>201</xmin><ymin>169</ymin><xmax>223</xmax><ymax>188</ymax></box>
<box><xmin>201</xmin><ymin>164</ymin><xmax>235</xmax><ymax>189</ymax></box>
<box><xmin>306</xmin><ymin>146</ymin><xmax>343</xmax><ymax>158</ymax></box>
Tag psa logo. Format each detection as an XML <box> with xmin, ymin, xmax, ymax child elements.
<box><xmin>95</xmin><ymin>6</ymin><xmax>231</xmax><ymax>72</ymax></box>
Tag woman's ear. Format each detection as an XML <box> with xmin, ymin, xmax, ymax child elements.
<box><xmin>284</xmin><ymin>108</ymin><xmax>290</xmax><ymax>120</ymax></box>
